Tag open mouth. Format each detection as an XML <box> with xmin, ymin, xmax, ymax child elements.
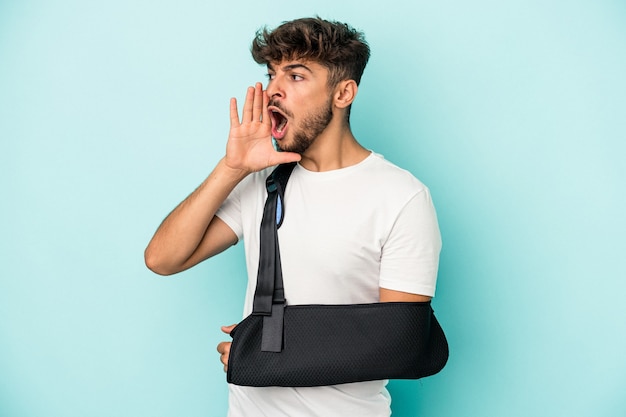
<box><xmin>269</xmin><ymin>107</ymin><xmax>289</xmax><ymax>139</ymax></box>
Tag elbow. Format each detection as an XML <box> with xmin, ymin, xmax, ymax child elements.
<box><xmin>144</xmin><ymin>247</ymin><xmax>177</xmax><ymax>276</ymax></box>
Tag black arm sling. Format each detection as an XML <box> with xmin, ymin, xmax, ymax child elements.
<box><xmin>226</xmin><ymin>163</ymin><xmax>448</xmax><ymax>387</ymax></box>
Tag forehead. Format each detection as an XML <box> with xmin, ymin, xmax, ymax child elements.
<box><xmin>267</xmin><ymin>60</ymin><xmax>329</xmax><ymax>76</ymax></box>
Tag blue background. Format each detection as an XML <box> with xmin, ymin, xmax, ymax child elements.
<box><xmin>1</xmin><ymin>1</ymin><xmax>625</xmax><ymax>416</ymax></box>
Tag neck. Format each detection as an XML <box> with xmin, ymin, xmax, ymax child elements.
<box><xmin>298</xmin><ymin>117</ymin><xmax>370</xmax><ymax>172</ymax></box>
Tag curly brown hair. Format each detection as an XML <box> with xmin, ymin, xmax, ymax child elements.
<box><xmin>251</xmin><ymin>17</ymin><xmax>370</xmax><ymax>89</ymax></box>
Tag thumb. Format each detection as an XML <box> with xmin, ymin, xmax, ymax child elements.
<box><xmin>221</xmin><ymin>324</ymin><xmax>237</xmax><ymax>335</ymax></box>
<box><xmin>271</xmin><ymin>151</ymin><xmax>301</xmax><ymax>165</ymax></box>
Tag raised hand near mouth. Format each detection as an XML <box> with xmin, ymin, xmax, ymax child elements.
<box><xmin>225</xmin><ymin>82</ymin><xmax>301</xmax><ymax>174</ymax></box>
<box><xmin>144</xmin><ymin>83</ymin><xmax>300</xmax><ymax>276</ymax></box>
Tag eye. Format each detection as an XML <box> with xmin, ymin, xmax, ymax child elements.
<box><xmin>291</xmin><ymin>74</ymin><xmax>304</xmax><ymax>81</ymax></box>
<box><xmin>266</xmin><ymin>73</ymin><xmax>276</xmax><ymax>80</ymax></box>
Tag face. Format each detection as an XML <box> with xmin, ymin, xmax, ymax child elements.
<box><xmin>266</xmin><ymin>60</ymin><xmax>335</xmax><ymax>154</ymax></box>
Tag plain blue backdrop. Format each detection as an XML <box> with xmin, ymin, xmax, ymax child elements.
<box><xmin>1</xmin><ymin>0</ymin><xmax>625</xmax><ymax>416</ymax></box>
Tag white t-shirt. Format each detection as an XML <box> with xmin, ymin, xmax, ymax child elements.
<box><xmin>216</xmin><ymin>152</ymin><xmax>442</xmax><ymax>417</ymax></box>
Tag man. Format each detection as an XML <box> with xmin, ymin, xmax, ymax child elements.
<box><xmin>145</xmin><ymin>17</ymin><xmax>441</xmax><ymax>417</ymax></box>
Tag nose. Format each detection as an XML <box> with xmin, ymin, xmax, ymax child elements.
<box><xmin>266</xmin><ymin>76</ymin><xmax>284</xmax><ymax>100</ymax></box>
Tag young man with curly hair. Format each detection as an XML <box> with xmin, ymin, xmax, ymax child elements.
<box><xmin>145</xmin><ymin>17</ymin><xmax>441</xmax><ymax>417</ymax></box>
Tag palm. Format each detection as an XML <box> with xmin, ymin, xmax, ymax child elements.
<box><xmin>225</xmin><ymin>83</ymin><xmax>300</xmax><ymax>172</ymax></box>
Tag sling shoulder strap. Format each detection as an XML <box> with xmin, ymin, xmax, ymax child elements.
<box><xmin>251</xmin><ymin>162</ymin><xmax>297</xmax><ymax>352</ymax></box>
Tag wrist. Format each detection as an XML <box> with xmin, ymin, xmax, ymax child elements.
<box><xmin>218</xmin><ymin>157</ymin><xmax>251</xmax><ymax>183</ymax></box>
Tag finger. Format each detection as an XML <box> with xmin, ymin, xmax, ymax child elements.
<box><xmin>218</xmin><ymin>341</ymin><xmax>232</xmax><ymax>372</ymax></box>
<box><xmin>262</xmin><ymin>89</ymin><xmax>270</xmax><ymax>126</ymax></box>
<box><xmin>241</xmin><ymin>86</ymin><xmax>255</xmax><ymax>123</ymax></box>
<box><xmin>221</xmin><ymin>324</ymin><xmax>237</xmax><ymax>335</ymax></box>
<box><xmin>221</xmin><ymin>344</ymin><xmax>230</xmax><ymax>359</ymax></box>
<box><xmin>223</xmin><ymin>353</ymin><xmax>229</xmax><ymax>373</ymax></box>
<box><xmin>252</xmin><ymin>82</ymin><xmax>263</xmax><ymax>121</ymax></box>
<box><xmin>229</xmin><ymin>98</ymin><xmax>240</xmax><ymax>128</ymax></box>
<box><xmin>216</xmin><ymin>340</ymin><xmax>231</xmax><ymax>354</ymax></box>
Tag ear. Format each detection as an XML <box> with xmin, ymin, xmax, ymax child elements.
<box><xmin>333</xmin><ymin>80</ymin><xmax>358</xmax><ymax>109</ymax></box>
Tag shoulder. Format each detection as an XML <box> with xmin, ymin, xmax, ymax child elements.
<box><xmin>364</xmin><ymin>153</ymin><xmax>429</xmax><ymax>196</ymax></box>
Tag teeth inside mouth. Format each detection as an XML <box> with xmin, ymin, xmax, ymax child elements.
<box><xmin>274</xmin><ymin>111</ymin><xmax>288</xmax><ymax>133</ymax></box>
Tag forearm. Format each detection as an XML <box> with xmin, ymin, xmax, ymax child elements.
<box><xmin>379</xmin><ymin>288</ymin><xmax>431</xmax><ymax>302</ymax></box>
<box><xmin>146</xmin><ymin>83</ymin><xmax>300</xmax><ymax>275</ymax></box>
<box><xmin>144</xmin><ymin>157</ymin><xmax>248</xmax><ymax>275</ymax></box>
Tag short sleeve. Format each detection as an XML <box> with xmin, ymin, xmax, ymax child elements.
<box><xmin>215</xmin><ymin>183</ymin><xmax>244</xmax><ymax>241</ymax></box>
<box><xmin>378</xmin><ymin>188</ymin><xmax>442</xmax><ymax>297</ymax></box>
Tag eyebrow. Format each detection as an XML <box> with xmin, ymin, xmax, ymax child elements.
<box><xmin>267</xmin><ymin>62</ymin><xmax>313</xmax><ymax>73</ymax></box>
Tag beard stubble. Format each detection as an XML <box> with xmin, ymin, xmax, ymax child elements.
<box><xmin>275</xmin><ymin>98</ymin><xmax>334</xmax><ymax>154</ymax></box>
